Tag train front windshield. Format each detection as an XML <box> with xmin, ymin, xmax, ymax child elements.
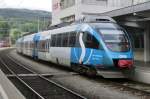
<box><xmin>99</xmin><ymin>29</ymin><xmax>129</xmax><ymax>52</ymax></box>
<box><xmin>92</xmin><ymin>23</ymin><xmax>130</xmax><ymax>52</ymax></box>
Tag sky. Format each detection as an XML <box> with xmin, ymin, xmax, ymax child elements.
<box><xmin>0</xmin><ymin>0</ymin><xmax>52</xmax><ymax>12</ymax></box>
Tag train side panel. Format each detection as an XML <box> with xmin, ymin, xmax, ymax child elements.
<box><xmin>50</xmin><ymin>47</ymin><xmax>71</xmax><ymax>67</ymax></box>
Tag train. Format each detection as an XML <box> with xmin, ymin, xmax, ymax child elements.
<box><xmin>16</xmin><ymin>16</ymin><xmax>133</xmax><ymax>78</ymax></box>
<box><xmin>0</xmin><ymin>40</ymin><xmax>10</xmax><ymax>47</ymax></box>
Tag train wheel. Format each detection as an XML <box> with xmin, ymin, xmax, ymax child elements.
<box><xmin>71</xmin><ymin>64</ymin><xmax>86</xmax><ymax>74</ymax></box>
<box><xmin>71</xmin><ymin>64</ymin><xmax>79</xmax><ymax>72</ymax></box>
<box><xmin>86</xmin><ymin>68</ymin><xmax>97</xmax><ymax>77</ymax></box>
<box><xmin>71</xmin><ymin>64</ymin><xmax>97</xmax><ymax>76</ymax></box>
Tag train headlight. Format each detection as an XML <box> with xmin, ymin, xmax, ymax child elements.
<box><xmin>118</xmin><ymin>60</ymin><xmax>133</xmax><ymax>69</ymax></box>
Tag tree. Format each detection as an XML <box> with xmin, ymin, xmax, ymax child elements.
<box><xmin>21</xmin><ymin>22</ymin><xmax>38</xmax><ymax>33</ymax></box>
<box><xmin>0</xmin><ymin>17</ymin><xmax>10</xmax><ymax>38</ymax></box>
<box><xmin>10</xmin><ymin>28</ymin><xmax>21</xmax><ymax>44</ymax></box>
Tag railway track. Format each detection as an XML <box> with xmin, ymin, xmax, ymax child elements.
<box><xmin>0</xmin><ymin>50</ymin><xmax>87</xmax><ymax>99</ymax></box>
<box><xmin>11</xmin><ymin>50</ymin><xmax>150</xmax><ymax>98</ymax></box>
<box><xmin>105</xmin><ymin>79</ymin><xmax>150</xmax><ymax>98</ymax></box>
<box><xmin>13</xmin><ymin>52</ymin><xmax>150</xmax><ymax>98</ymax></box>
<box><xmin>1</xmin><ymin>49</ymin><xmax>150</xmax><ymax>98</ymax></box>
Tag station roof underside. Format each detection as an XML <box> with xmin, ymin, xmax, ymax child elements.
<box><xmin>100</xmin><ymin>1</ymin><xmax>150</xmax><ymax>18</ymax></box>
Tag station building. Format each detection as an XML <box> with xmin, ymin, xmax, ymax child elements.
<box><xmin>52</xmin><ymin>0</ymin><xmax>129</xmax><ymax>25</ymax></box>
<box><xmin>52</xmin><ymin>0</ymin><xmax>150</xmax><ymax>62</ymax></box>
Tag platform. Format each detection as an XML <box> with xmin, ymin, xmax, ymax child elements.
<box><xmin>0</xmin><ymin>70</ymin><xmax>25</xmax><ymax>99</ymax></box>
<box><xmin>0</xmin><ymin>48</ymin><xmax>25</xmax><ymax>99</ymax></box>
<box><xmin>125</xmin><ymin>61</ymin><xmax>150</xmax><ymax>84</ymax></box>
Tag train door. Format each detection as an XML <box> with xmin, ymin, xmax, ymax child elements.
<box><xmin>71</xmin><ymin>31</ymin><xmax>104</xmax><ymax>67</ymax></box>
<box><xmin>33</xmin><ymin>33</ymin><xmax>40</xmax><ymax>59</ymax></box>
<box><xmin>83</xmin><ymin>32</ymin><xmax>104</xmax><ymax>66</ymax></box>
<box><xmin>71</xmin><ymin>32</ymin><xmax>81</xmax><ymax>64</ymax></box>
<box><xmin>33</xmin><ymin>41</ymin><xmax>38</xmax><ymax>59</ymax></box>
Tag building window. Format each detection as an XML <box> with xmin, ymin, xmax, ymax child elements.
<box><xmin>82</xmin><ymin>0</ymin><xmax>107</xmax><ymax>6</ymax></box>
<box><xmin>60</xmin><ymin>0</ymin><xmax>75</xmax><ymax>9</ymax></box>
<box><xmin>61</xmin><ymin>15</ymin><xmax>75</xmax><ymax>23</ymax></box>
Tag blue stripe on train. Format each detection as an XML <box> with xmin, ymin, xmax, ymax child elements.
<box><xmin>71</xmin><ymin>48</ymin><xmax>104</xmax><ymax>67</ymax></box>
<box><xmin>32</xmin><ymin>33</ymin><xmax>41</xmax><ymax>58</ymax></box>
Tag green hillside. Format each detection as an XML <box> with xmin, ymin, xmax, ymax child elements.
<box><xmin>0</xmin><ymin>8</ymin><xmax>51</xmax><ymax>43</ymax></box>
<box><xmin>0</xmin><ymin>8</ymin><xmax>51</xmax><ymax>21</ymax></box>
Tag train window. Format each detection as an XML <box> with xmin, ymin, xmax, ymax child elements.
<box><xmin>68</xmin><ymin>32</ymin><xmax>76</xmax><ymax>47</ymax></box>
<box><xmin>49</xmin><ymin>39</ymin><xmax>51</xmax><ymax>48</ymax></box>
<box><xmin>40</xmin><ymin>40</ymin><xmax>47</xmax><ymax>52</ymax></box>
<box><xmin>46</xmin><ymin>40</ymin><xmax>49</xmax><ymax>50</ymax></box>
<box><xmin>38</xmin><ymin>40</ymin><xmax>42</xmax><ymax>51</ymax></box>
<box><xmin>56</xmin><ymin>34</ymin><xmax>62</xmax><ymax>47</ymax></box>
<box><xmin>42</xmin><ymin>41</ymin><xmax>45</xmax><ymax>51</ymax></box>
<box><xmin>62</xmin><ymin>33</ymin><xmax>69</xmax><ymax>47</ymax></box>
<box><xmin>53</xmin><ymin>35</ymin><xmax>56</xmax><ymax>47</ymax></box>
<box><xmin>46</xmin><ymin>39</ymin><xmax>49</xmax><ymax>52</ymax></box>
<box><xmin>55</xmin><ymin>35</ymin><xmax>58</xmax><ymax>47</ymax></box>
<box><xmin>84</xmin><ymin>32</ymin><xmax>99</xmax><ymax>49</ymax></box>
<box><xmin>38</xmin><ymin>41</ymin><xmax>41</xmax><ymax>51</ymax></box>
<box><xmin>99</xmin><ymin>29</ymin><xmax>130</xmax><ymax>52</ymax></box>
<box><xmin>51</xmin><ymin>35</ymin><xmax>57</xmax><ymax>47</ymax></box>
<box><xmin>60</xmin><ymin>34</ymin><xmax>63</xmax><ymax>47</ymax></box>
<box><xmin>75</xmin><ymin>32</ymin><xmax>80</xmax><ymax>47</ymax></box>
<box><xmin>51</xmin><ymin>35</ymin><xmax>53</xmax><ymax>46</ymax></box>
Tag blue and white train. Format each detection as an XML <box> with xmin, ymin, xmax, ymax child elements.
<box><xmin>16</xmin><ymin>16</ymin><xmax>133</xmax><ymax>78</ymax></box>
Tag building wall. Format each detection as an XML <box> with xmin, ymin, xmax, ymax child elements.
<box><xmin>52</xmin><ymin>0</ymin><xmax>150</xmax><ymax>25</ymax></box>
<box><xmin>52</xmin><ymin>0</ymin><xmax>117</xmax><ymax>25</ymax></box>
<box><xmin>52</xmin><ymin>5</ymin><xmax>77</xmax><ymax>25</ymax></box>
<box><xmin>60</xmin><ymin>0</ymin><xmax>75</xmax><ymax>9</ymax></box>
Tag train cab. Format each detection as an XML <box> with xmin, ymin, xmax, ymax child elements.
<box><xmin>71</xmin><ymin>16</ymin><xmax>133</xmax><ymax>77</ymax></box>
<box><xmin>91</xmin><ymin>22</ymin><xmax>133</xmax><ymax>69</ymax></box>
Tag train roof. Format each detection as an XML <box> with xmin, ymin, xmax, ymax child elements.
<box><xmin>49</xmin><ymin>24</ymin><xmax>77</xmax><ymax>34</ymax></box>
<box><xmin>18</xmin><ymin>16</ymin><xmax>118</xmax><ymax>42</ymax></box>
<box><xmin>23</xmin><ymin>34</ymin><xmax>34</xmax><ymax>42</ymax></box>
<box><xmin>16</xmin><ymin>38</ymin><xmax>22</xmax><ymax>43</ymax></box>
<box><xmin>39</xmin><ymin>31</ymin><xmax>51</xmax><ymax>40</ymax></box>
